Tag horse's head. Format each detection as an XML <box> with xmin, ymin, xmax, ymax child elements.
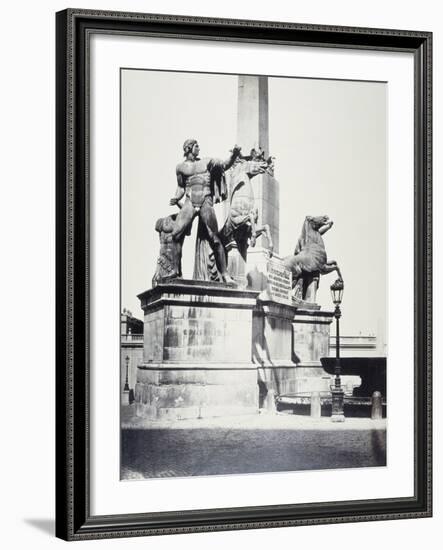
<box><xmin>306</xmin><ymin>215</ymin><xmax>330</xmax><ymax>231</ymax></box>
<box><xmin>297</xmin><ymin>215</ymin><xmax>331</xmax><ymax>248</ymax></box>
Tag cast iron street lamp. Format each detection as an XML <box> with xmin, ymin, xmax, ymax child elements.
<box><xmin>330</xmin><ymin>278</ymin><xmax>345</xmax><ymax>422</ymax></box>
<box><xmin>124</xmin><ymin>355</ymin><xmax>130</xmax><ymax>392</ymax></box>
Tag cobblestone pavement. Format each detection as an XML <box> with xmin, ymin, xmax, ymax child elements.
<box><xmin>121</xmin><ymin>407</ymin><xmax>386</xmax><ymax>479</ymax></box>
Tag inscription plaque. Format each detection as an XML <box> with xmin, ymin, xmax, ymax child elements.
<box><xmin>266</xmin><ymin>260</ymin><xmax>292</xmax><ymax>305</ymax></box>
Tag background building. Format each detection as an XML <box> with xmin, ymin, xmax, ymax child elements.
<box><xmin>120</xmin><ymin>309</ymin><xmax>143</xmax><ymax>393</ymax></box>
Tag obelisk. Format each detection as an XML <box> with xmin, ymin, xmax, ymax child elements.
<box><xmin>237</xmin><ymin>75</ymin><xmax>280</xmax><ymax>289</ymax></box>
<box><xmin>237</xmin><ymin>76</ymin><xmax>279</xmax><ymax>253</ymax></box>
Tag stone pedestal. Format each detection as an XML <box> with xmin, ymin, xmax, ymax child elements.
<box><xmin>134</xmin><ymin>280</ymin><xmax>260</xmax><ymax>420</ymax></box>
<box><xmin>252</xmin><ymin>299</ymin><xmax>298</xmax><ymax>404</ymax></box>
<box><xmin>253</xmin><ymin>303</ymin><xmax>335</xmax><ymax>404</ymax></box>
<box><xmin>249</xmin><ymin>254</ymin><xmax>335</xmax><ymax>404</ymax></box>
<box><xmin>292</xmin><ymin>310</ymin><xmax>335</xmax><ymax>394</ymax></box>
<box><xmin>225</xmin><ymin>242</ymin><xmax>248</xmax><ymax>289</ymax></box>
<box><xmin>246</xmin><ymin>247</ymin><xmax>270</xmax><ymax>292</ymax></box>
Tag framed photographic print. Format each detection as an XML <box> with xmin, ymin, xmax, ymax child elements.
<box><xmin>55</xmin><ymin>9</ymin><xmax>432</xmax><ymax>540</ymax></box>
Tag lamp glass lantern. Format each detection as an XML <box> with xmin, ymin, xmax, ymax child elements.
<box><xmin>330</xmin><ymin>279</ymin><xmax>344</xmax><ymax>306</ymax></box>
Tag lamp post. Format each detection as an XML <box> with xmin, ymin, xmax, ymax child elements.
<box><xmin>124</xmin><ymin>355</ymin><xmax>130</xmax><ymax>392</ymax></box>
<box><xmin>330</xmin><ymin>278</ymin><xmax>345</xmax><ymax>422</ymax></box>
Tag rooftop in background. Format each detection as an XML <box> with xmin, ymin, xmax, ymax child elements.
<box><xmin>329</xmin><ymin>335</ymin><xmax>386</xmax><ymax>358</ymax></box>
<box><xmin>121</xmin><ymin>309</ymin><xmax>143</xmax><ymax>339</ymax></box>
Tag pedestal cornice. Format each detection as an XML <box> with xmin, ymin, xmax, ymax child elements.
<box><xmin>138</xmin><ymin>279</ymin><xmax>260</xmax><ymax>313</ymax></box>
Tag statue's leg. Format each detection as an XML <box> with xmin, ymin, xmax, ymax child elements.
<box><xmin>200</xmin><ymin>203</ymin><xmax>234</xmax><ymax>283</ymax></box>
<box><xmin>168</xmin><ymin>201</ymin><xmax>194</xmax><ymax>278</ymax></box>
<box><xmin>174</xmin><ymin>239</ymin><xmax>184</xmax><ymax>278</ymax></box>
<box><xmin>171</xmin><ymin>200</ymin><xmax>195</xmax><ymax>242</ymax></box>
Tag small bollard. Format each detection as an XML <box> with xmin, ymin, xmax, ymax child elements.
<box><xmin>311</xmin><ymin>391</ymin><xmax>321</xmax><ymax>418</ymax></box>
<box><xmin>264</xmin><ymin>389</ymin><xmax>277</xmax><ymax>414</ymax></box>
<box><xmin>371</xmin><ymin>391</ymin><xmax>383</xmax><ymax>420</ymax></box>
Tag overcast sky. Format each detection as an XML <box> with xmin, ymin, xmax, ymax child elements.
<box><xmin>121</xmin><ymin>69</ymin><xmax>386</xmax><ymax>340</ymax></box>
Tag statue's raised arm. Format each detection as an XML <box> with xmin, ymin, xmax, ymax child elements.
<box><xmin>222</xmin><ymin>145</ymin><xmax>242</xmax><ymax>171</ymax></box>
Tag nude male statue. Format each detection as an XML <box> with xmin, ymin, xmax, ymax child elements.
<box><xmin>170</xmin><ymin>139</ymin><xmax>241</xmax><ymax>283</ymax></box>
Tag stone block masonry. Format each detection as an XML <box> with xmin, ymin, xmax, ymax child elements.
<box><xmin>135</xmin><ymin>280</ymin><xmax>260</xmax><ymax>420</ymax></box>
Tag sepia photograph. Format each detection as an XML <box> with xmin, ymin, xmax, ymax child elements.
<box><xmin>119</xmin><ymin>68</ymin><xmax>387</xmax><ymax>480</ymax></box>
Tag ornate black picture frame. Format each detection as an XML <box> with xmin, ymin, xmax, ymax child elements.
<box><xmin>56</xmin><ymin>8</ymin><xmax>432</xmax><ymax>541</ymax></box>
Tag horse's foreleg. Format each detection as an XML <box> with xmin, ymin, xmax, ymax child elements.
<box><xmin>335</xmin><ymin>265</ymin><xmax>343</xmax><ymax>281</ymax></box>
<box><xmin>322</xmin><ymin>261</ymin><xmax>343</xmax><ymax>281</ymax></box>
<box><xmin>248</xmin><ymin>213</ymin><xmax>257</xmax><ymax>247</ymax></box>
<box><xmin>255</xmin><ymin>224</ymin><xmax>273</xmax><ymax>256</ymax></box>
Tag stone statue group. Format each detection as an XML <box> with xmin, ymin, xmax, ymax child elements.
<box><xmin>152</xmin><ymin>138</ymin><xmax>342</xmax><ymax>303</ymax></box>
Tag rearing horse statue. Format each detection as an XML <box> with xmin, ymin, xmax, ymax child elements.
<box><xmin>195</xmin><ymin>148</ymin><xmax>274</xmax><ymax>285</ymax></box>
<box><xmin>219</xmin><ymin>149</ymin><xmax>274</xmax><ymax>262</ymax></box>
<box><xmin>282</xmin><ymin>215</ymin><xmax>343</xmax><ymax>303</ymax></box>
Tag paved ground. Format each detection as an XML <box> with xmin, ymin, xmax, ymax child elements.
<box><xmin>121</xmin><ymin>406</ymin><xmax>386</xmax><ymax>480</ymax></box>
